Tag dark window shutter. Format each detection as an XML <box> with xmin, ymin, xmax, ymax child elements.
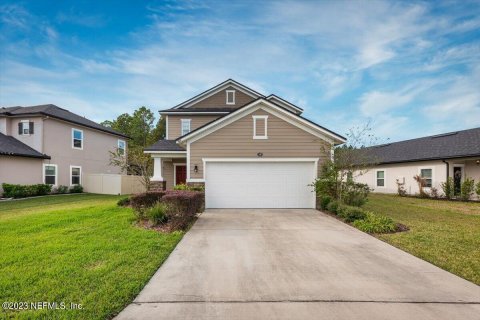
<box><xmin>18</xmin><ymin>123</ymin><xmax>22</xmax><ymax>134</ymax></box>
<box><xmin>29</xmin><ymin>122</ymin><xmax>34</xmax><ymax>134</ymax></box>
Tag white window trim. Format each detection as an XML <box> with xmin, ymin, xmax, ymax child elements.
<box><xmin>118</xmin><ymin>139</ymin><xmax>126</xmax><ymax>156</ymax></box>
<box><xmin>375</xmin><ymin>169</ymin><xmax>386</xmax><ymax>188</ymax></box>
<box><xmin>20</xmin><ymin>120</ymin><xmax>30</xmax><ymax>136</ymax></box>
<box><xmin>226</xmin><ymin>90</ymin><xmax>236</xmax><ymax>105</ymax></box>
<box><xmin>72</xmin><ymin>128</ymin><xmax>84</xmax><ymax>150</ymax></box>
<box><xmin>70</xmin><ymin>165</ymin><xmax>82</xmax><ymax>186</ymax></box>
<box><xmin>43</xmin><ymin>164</ymin><xmax>58</xmax><ymax>186</ymax></box>
<box><xmin>181</xmin><ymin>119</ymin><xmax>191</xmax><ymax>136</ymax></box>
<box><xmin>418</xmin><ymin>167</ymin><xmax>434</xmax><ymax>189</ymax></box>
<box><xmin>173</xmin><ymin>163</ymin><xmax>187</xmax><ymax>186</ymax></box>
<box><xmin>252</xmin><ymin>115</ymin><xmax>268</xmax><ymax>139</ymax></box>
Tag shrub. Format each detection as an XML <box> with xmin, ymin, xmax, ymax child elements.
<box><xmin>318</xmin><ymin>195</ymin><xmax>332</xmax><ymax>210</ymax></box>
<box><xmin>69</xmin><ymin>184</ymin><xmax>83</xmax><ymax>193</ymax></box>
<box><xmin>460</xmin><ymin>178</ymin><xmax>475</xmax><ymax>201</ymax></box>
<box><xmin>338</xmin><ymin>206</ymin><xmax>367</xmax><ymax>223</ymax></box>
<box><xmin>353</xmin><ymin>212</ymin><xmax>396</xmax><ymax>233</ymax></box>
<box><xmin>173</xmin><ymin>183</ymin><xmax>205</xmax><ymax>191</ymax></box>
<box><xmin>341</xmin><ymin>182</ymin><xmax>370</xmax><ymax>207</ymax></box>
<box><xmin>395</xmin><ymin>179</ymin><xmax>407</xmax><ymax>196</ymax></box>
<box><xmin>441</xmin><ymin>177</ymin><xmax>454</xmax><ymax>200</ymax></box>
<box><xmin>145</xmin><ymin>202</ymin><xmax>169</xmax><ymax>226</ymax></box>
<box><xmin>130</xmin><ymin>191</ymin><xmax>166</xmax><ymax>217</ymax></box>
<box><xmin>117</xmin><ymin>197</ymin><xmax>130</xmax><ymax>207</ymax></box>
<box><xmin>2</xmin><ymin>183</ymin><xmax>52</xmax><ymax>198</ymax></box>
<box><xmin>476</xmin><ymin>181</ymin><xmax>480</xmax><ymax>198</ymax></box>
<box><xmin>53</xmin><ymin>185</ymin><xmax>69</xmax><ymax>194</ymax></box>
<box><xmin>430</xmin><ymin>187</ymin><xmax>440</xmax><ymax>199</ymax></box>
<box><xmin>326</xmin><ymin>200</ymin><xmax>340</xmax><ymax>214</ymax></box>
<box><xmin>161</xmin><ymin>190</ymin><xmax>204</xmax><ymax>230</ymax></box>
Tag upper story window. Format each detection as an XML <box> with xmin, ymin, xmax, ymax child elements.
<box><xmin>72</xmin><ymin>128</ymin><xmax>83</xmax><ymax>149</ymax></box>
<box><xmin>253</xmin><ymin>115</ymin><xmax>268</xmax><ymax>139</ymax></box>
<box><xmin>420</xmin><ymin>168</ymin><xmax>433</xmax><ymax>187</ymax></box>
<box><xmin>18</xmin><ymin>120</ymin><xmax>34</xmax><ymax>135</ymax></box>
<box><xmin>226</xmin><ymin>90</ymin><xmax>235</xmax><ymax>105</ymax></box>
<box><xmin>181</xmin><ymin>119</ymin><xmax>191</xmax><ymax>136</ymax></box>
<box><xmin>376</xmin><ymin>170</ymin><xmax>385</xmax><ymax>187</ymax></box>
<box><xmin>118</xmin><ymin>140</ymin><xmax>126</xmax><ymax>156</ymax></box>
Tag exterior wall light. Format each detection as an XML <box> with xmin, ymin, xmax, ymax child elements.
<box><xmin>257</xmin><ymin>152</ymin><xmax>263</xmax><ymax>157</ymax></box>
<box><xmin>194</xmin><ymin>165</ymin><xmax>198</xmax><ymax>173</ymax></box>
<box><xmin>476</xmin><ymin>160</ymin><xmax>480</xmax><ymax>165</ymax></box>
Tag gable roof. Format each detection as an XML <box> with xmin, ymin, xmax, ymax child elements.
<box><xmin>172</xmin><ymin>79</ymin><xmax>264</xmax><ymax>109</ymax></box>
<box><xmin>176</xmin><ymin>98</ymin><xmax>346</xmax><ymax>145</ymax></box>
<box><xmin>266</xmin><ymin>94</ymin><xmax>303</xmax><ymax>114</ymax></box>
<box><xmin>0</xmin><ymin>104</ymin><xmax>128</xmax><ymax>138</ymax></box>
<box><xmin>0</xmin><ymin>133</ymin><xmax>50</xmax><ymax>159</ymax></box>
<box><xmin>363</xmin><ymin>127</ymin><xmax>480</xmax><ymax>164</ymax></box>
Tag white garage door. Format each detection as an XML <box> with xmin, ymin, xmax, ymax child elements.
<box><xmin>205</xmin><ymin>161</ymin><xmax>316</xmax><ymax>208</ymax></box>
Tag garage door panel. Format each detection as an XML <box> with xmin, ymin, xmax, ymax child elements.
<box><xmin>205</xmin><ymin>161</ymin><xmax>315</xmax><ymax>208</ymax></box>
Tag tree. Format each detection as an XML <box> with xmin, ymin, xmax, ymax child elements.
<box><xmin>109</xmin><ymin>148</ymin><xmax>152</xmax><ymax>190</ymax></box>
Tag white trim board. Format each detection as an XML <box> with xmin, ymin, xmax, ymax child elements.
<box><xmin>177</xmin><ymin>99</ymin><xmax>345</xmax><ymax>145</ymax></box>
<box><xmin>173</xmin><ymin>79</ymin><xmax>263</xmax><ymax>109</ymax></box>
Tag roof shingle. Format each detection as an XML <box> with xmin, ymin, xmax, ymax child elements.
<box><xmin>144</xmin><ymin>140</ymin><xmax>186</xmax><ymax>152</ymax></box>
<box><xmin>0</xmin><ymin>133</ymin><xmax>50</xmax><ymax>159</ymax></box>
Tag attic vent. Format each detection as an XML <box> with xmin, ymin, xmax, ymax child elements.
<box><xmin>374</xmin><ymin>143</ymin><xmax>391</xmax><ymax>148</ymax></box>
<box><xmin>431</xmin><ymin>132</ymin><xmax>458</xmax><ymax>138</ymax></box>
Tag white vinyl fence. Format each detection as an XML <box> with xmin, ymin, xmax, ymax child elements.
<box><xmin>83</xmin><ymin>174</ymin><xmax>146</xmax><ymax>195</ymax></box>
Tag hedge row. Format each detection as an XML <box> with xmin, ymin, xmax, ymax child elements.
<box><xmin>2</xmin><ymin>183</ymin><xmax>83</xmax><ymax>198</ymax></box>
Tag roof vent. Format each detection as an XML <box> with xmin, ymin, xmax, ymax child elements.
<box><xmin>431</xmin><ymin>132</ymin><xmax>458</xmax><ymax>139</ymax></box>
<box><xmin>374</xmin><ymin>143</ymin><xmax>391</xmax><ymax>148</ymax></box>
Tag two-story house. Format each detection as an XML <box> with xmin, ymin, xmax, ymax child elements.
<box><xmin>0</xmin><ymin>104</ymin><xmax>128</xmax><ymax>192</ymax></box>
<box><xmin>145</xmin><ymin>79</ymin><xmax>346</xmax><ymax>209</ymax></box>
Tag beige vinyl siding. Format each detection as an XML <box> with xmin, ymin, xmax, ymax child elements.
<box><xmin>190</xmin><ymin>86</ymin><xmax>256</xmax><ymax>109</ymax></box>
<box><xmin>162</xmin><ymin>158</ymin><xmax>186</xmax><ymax>190</ymax></box>
<box><xmin>189</xmin><ymin>109</ymin><xmax>330</xmax><ymax>179</ymax></box>
<box><xmin>167</xmin><ymin>115</ymin><xmax>220</xmax><ymax>140</ymax></box>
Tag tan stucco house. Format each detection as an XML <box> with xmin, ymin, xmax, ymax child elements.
<box><xmin>354</xmin><ymin>127</ymin><xmax>480</xmax><ymax>198</ymax></box>
<box><xmin>145</xmin><ymin>79</ymin><xmax>346</xmax><ymax>208</ymax></box>
<box><xmin>0</xmin><ymin>104</ymin><xmax>128</xmax><ymax>192</ymax></box>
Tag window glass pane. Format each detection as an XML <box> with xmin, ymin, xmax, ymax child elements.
<box><xmin>425</xmin><ymin>179</ymin><xmax>432</xmax><ymax>188</ymax></box>
<box><xmin>45</xmin><ymin>165</ymin><xmax>56</xmax><ymax>175</ymax></box>
<box><xmin>45</xmin><ymin>176</ymin><xmax>56</xmax><ymax>185</ymax></box>
<box><xmin>420</xmin><ymin>169</ymin><xmax>432</xmax><ymax>178</ymax></box>
<box><xmin>73</xmin><ymin>139</ymin><xmax>82</xmax><ymax>148</ymax></box>
<box><xmin>72</xmin><ymin>167</ymin><xmax>80</xmax><ymax>175</ymax></box>
<box><xmin>72</xmin><ymin>176</ymin><xmax>80</xmax><ymax>185</ymax></box>
<box><xmin>181</xmin><ymin>120</ymin><xmax>190</xmax><ymax>135</ymax></box>
<box><xmin>73</xmin><ymin>130</ymin><xmax>82</xmax><ymax>140</ymax></box>
<box><xmin>377</xmin><ymin>179</ymin><xmax>384</xmax><ymax>187</ymax></box>
<box><xmin>376</xmin><ymin>171</ymin><xmax>384</xmax><ymax>179</ymax></box>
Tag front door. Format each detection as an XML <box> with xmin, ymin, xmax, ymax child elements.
<box><xmin>453</xmin><ymin>166</ymin><xmax>462</xmax><ymax>196</ymax></box>
<box><xmin>175</xmin><ymin>165</ymin><xmax>187</xmax><ymax>186</ymax></box>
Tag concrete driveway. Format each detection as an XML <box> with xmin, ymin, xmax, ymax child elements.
<box><xmin>116</xmin><ymin>209</ymin><xmax>480</xmax><ymax>320</ymax></box>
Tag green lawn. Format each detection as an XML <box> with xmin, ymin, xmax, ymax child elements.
<box><xmin>364</xmin><ymin>193</ymin><xmax>480</xmax><ymax>285</ymax></box>
<box><xmin>0</xmin><ymin>194</ymin><xmax>184</xmax><ymax>319</ymax></box>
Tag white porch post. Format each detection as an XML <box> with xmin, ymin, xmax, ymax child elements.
<box><xmin>151</xmin><ymin>157</ymin><xmax>163</xmax><ymax>181</ymax></box>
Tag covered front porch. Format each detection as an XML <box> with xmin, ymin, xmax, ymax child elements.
<box><xmin>144</xmin><ymin>140</ymin><xmax>187</xmax><ymax>191</ymax></box>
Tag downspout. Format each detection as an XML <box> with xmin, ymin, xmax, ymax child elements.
<box><xmin>442</xmin><ymin>159</ymin><xmax>449</xmax><ymax>179</ymax></box>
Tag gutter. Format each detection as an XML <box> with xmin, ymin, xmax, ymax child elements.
<box><xmin>442</xmin><ymin>159</ymin><xmax>449</xmax><ymax>179</ymax></box>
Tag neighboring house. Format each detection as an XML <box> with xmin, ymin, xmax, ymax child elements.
<box><xmin>145</xmin><ymin>79</ymin><xmax>346</xmax><ymax>208</ymax></box>
<box><xmin>355</xmin><ymin>127</ymin><xmax>480</xmax><ymax>197</ymax></box>
<box><xmin>0</xmin><ymin>104</ymin><xmax>128</xmax><ymax>192</ymax></box>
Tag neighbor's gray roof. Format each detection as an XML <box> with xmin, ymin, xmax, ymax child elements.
<box><xmin>0</xmin><ymin>133</ymin><xmax>50</xmax><ymax>159</ymax></box>
<box><xmin>0</xmin><ymin>104</ymin><xmax>128</xmax><ymax>138</ymax></box>
<box><xmin>145</xmin><ymin>139</ymin><xmax>185</xmax><ymax>152</ymax></box>
<box><xmin>363</xmin><ymin>127</ymin><xmax>480</xmax><ymax>164</ymax></box>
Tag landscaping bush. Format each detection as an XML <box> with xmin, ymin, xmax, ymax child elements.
<box><xmin>476</xmin><ymin>181</ymin><xmax>480</xmax><ymax>198</ymax></box>
<box><xmin>130</xmin><ymin>191</ymin><xmax>165</xmax><ymax>217</ymax></box>
<box><xmin>460</xmin><ymin>178</ymin><xmax>475</xmax><ymax>201</ymax></box>
<box><xmin>326</xmin><ymin>200</ymin><xmax>340</xmax><ymax>214</ymax></box>
<box><xmin>341</xmin><ymin>182</ymin><xmax>370</xmax><ymax>207</ymax></box>
<box><xmin>396</xmin><ymin>179</ymin><xmax>407</xmax><ymax>196</ymax></box>
<box><xmin>52</xmin><ymin>185</ymin><xmax>69</xmax><ymax>194</ymax></box>
<box><xmin>161</xmin><ymin>190</ymin><xmax>204</xmax><ymax>230</ymax></box>
<box><xmin>145</xmin><ymin>202</ymin><xmax>169</xmax><ymax>226</ymax></box>
<box><xmin>117</xmin><ymin>197</ymin><xmax>130</xmax><ymax>207</ymax></box>
<box><xmin>173</xmin><ymin>183</ymin><xmax>205</xmax><ymax>192</ymax></box>
<box><xmin>430</xmin><ymin>187</ymin><xmax>440</xmax><ymax>199</ymax></box>
<box><xmin>318</xmin><ymin>195</ymin><xmax>332</xmax><ymax>210</ymax></box>
<box><xmin>413</xmin><ymin>175</ymin><xmax>429</xmax><ymax>198</ymax></box>
<box><xmin>441</xmin><ymin>177</ymin><xmax>454</xmax><ymax>200</ymax></box>
<box><xmin>338</xmin><ymin>205</ymin><xmax>367</xmax><ymax>222</ymax></box>
<box><xmin>2</xmin><ymin>183</ymin><xmax>52</xmax><ymax>198</ymax></box>
<box><xmin>69</xmin><ymin>184</ymin><xmax>84</xmax><ymax>193</ymax></box>
<box><xmin>353</xmin><ymin>212</ymin><xmax>396</xmax><ymax>233</ymax></box>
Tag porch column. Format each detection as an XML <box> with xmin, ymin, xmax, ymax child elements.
<box><xmin>151</xmin><ymin>157</ymin><xmax>163</xmax><ymax>181</ymax></box>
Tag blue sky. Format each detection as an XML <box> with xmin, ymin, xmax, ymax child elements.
<box><xmin>1</xmin><ymin>0</ymin><xmax>479</xmax><ymax>143</ymax></box>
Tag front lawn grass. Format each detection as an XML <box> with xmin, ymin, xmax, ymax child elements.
<box><xmin>364</xmin><ymin>193</ymin><xmax>480</xmax><ymax>285</ymax></box>
<box><xmin>0</xmin><ymin>194</ymin><xmax>184</xmax><ymax>319</ymax></box>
